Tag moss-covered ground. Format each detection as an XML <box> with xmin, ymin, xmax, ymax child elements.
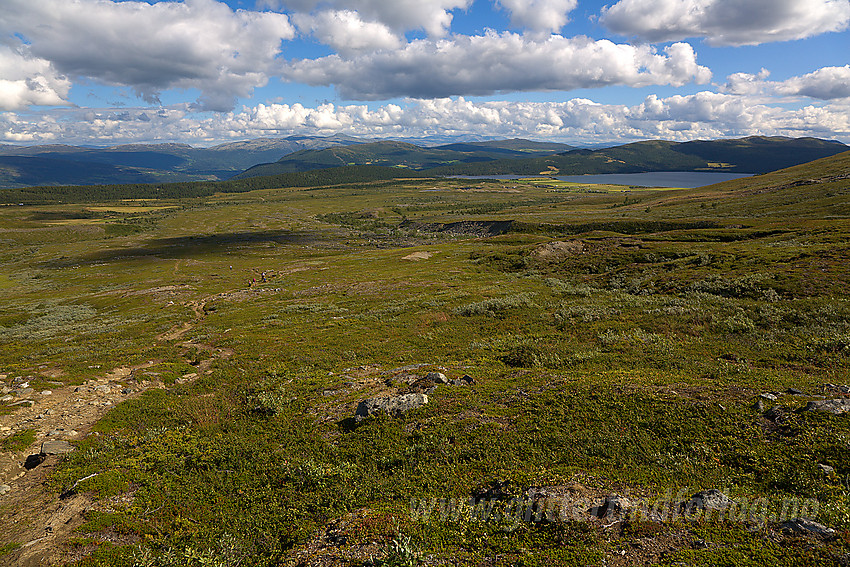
<box><xmin>0</xmin><ymin>157</ymin><xmax>848</xmax><ymax>565</ymax></box>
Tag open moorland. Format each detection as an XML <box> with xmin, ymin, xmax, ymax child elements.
<box><xmin>0</xmin><ymin>152</ymin><xmax>848</xmax><ymax>566</ymax></box>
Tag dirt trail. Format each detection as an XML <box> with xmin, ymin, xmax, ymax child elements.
<box><xmin>0</xmin><ymin>288</ymin><xmax>235</xmax><ymax>566</ymax></box>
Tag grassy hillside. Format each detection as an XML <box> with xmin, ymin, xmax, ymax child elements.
<box><xmin>234</xmin><ymin>140</ymin><xmax>564</xmax><ymax>178</ymax></box>
<box><xmin>434</xmin><ymin>139</ymin><xmax>573</xmax><ymax>155</ymax></box>
<box><xmin>0</xmin><ymin>152</ymin><xmax>848</xmax><ymax>566</ymax></box>
<box><xmin>0</xmin><ymin>155</ymin><xmax>190</xmax><ymax>188</ymax></box>
<box><xmin>428</xmin><ymin>136</ymin><xmax>849</xmax><ymax>176</ymax></box>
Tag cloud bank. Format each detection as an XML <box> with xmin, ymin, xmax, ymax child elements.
<box><xmin>4</xmin><ymin>89</ymin><xmax>847</xmax><ymax>146</ymax></box>
<box><xmin>282</xmin><ymin>33</ymin><xmax>712</xmax><ymax>99</ymax></box>
<box><xmin>601</xmin><ymin>0</ymin><xmax>850</xmax><ymax>45</ymax></box>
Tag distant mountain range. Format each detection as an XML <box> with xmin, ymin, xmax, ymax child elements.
<box><xmin>0</xmin><ymin>135</ymin><xmax>366</xmax><ymax>188</ymax></box>
<box><xmin>233</xmin><ymin>139</ymin><xmax>573</xmax><ymax>178</ymax></box>
<box><xmin>234</xmin><ymin>136</ymin><xmax>849</xmax><ymax>180</ymax></box>
<box><xmin>425</xmin><ymin>136</ymin><xmax>850</xmax><ymax>177</ymax></box>
<box><xmin>0</xmin><ymin>135</ymin><xmax>846</xmax><ymax>189</ymax></box>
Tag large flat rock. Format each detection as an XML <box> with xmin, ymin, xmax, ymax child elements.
<box><xmin>41</xmin><ymin>439</ymin><xmax>74</xmax><ymax>455</ymax></box>
<box><xmin>805</xmin><ymin>399</ymin><xmax>850</xmax><ymax>415</ymax></box>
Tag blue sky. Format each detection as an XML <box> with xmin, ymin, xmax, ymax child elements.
<box><xmin>1</xmin><ymin>0</ymin><xmax>848</xmax><ymax>146</ymax></box>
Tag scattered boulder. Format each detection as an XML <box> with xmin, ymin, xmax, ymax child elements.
<box><xmin>0</xmin><ymin>395</ymin><xmax>12</xmax><ymax>403</ymax></box>
<box><xmin>759</xmin><ymin>393</ymin><xmax>778</xmax><ymax>402</ymax></box>
<box><xmin>93</xmin><ymin>384</ymin><xmax>111</xmax><ymax>394</ymax></box>
<box><xmin>590</xmin><ymin>494</ymin><xmax>632</xmax><ymax>520</ymax></box>
<box><xmin>425</xmin><ymin>372</ymin><xmax>448</xmax><ymax>384</ymax></box>
<box><xmin>781</xmin><ymin>518</ymin><xmax>836</xmax><ymax>539</ymax></box>
<box><xmin>355</xmin><ymin>393</ymin><xmax>428</xmax><ymax>421</ymax></box>
<box><xmin>41</xmin><ymin>439</ymin><xmax>74</xmax><ymax>455</ymax></box>
<box><xmin>0</xmin><ymin>484</ymin><xmax>10</xmax><ymax>495</ymax></box>
<box><xmin>804</xmin><ymin>399</ymin><xmax>850</xmax><ymax>415</ymax></box>
<box><xmin>41</xmin><ymin>390</ymin><xmax>52</xmax><ymax>396</ymax></box>
<box><xmin>786</xmin><ymin>388</ymin><xmax>804</xmax><ymax>395</ymax></box>
<box><xmin>817</xmin><ymin>463</ymin><xmax>835</xmax><ymax>476</ymax></box>
<box><xmin>682</xmin><ymin>489</ymin><xmax>733</xmax><ymax>514</ymax></box>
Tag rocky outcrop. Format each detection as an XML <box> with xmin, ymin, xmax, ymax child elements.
<box><xmin>355</xmin><ymin>393</ymin><xmax>428</xmax><ymax>421</ymax></box>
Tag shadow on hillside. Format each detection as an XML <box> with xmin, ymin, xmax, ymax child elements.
<box><xmin>42</xmin><ymin>229</ymin><xmax>324</xmax><ymax>267</ymax></box>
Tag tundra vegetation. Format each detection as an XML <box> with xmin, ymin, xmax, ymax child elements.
<box><xmin>0</xmin><ymin>152</ymin><xmax>848</xmax><ymax>566</ymax></box>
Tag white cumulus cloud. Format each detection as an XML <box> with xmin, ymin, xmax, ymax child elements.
<box><xmin>600</xmin><ymin>0</ymin><xmax>850</xmax><ymax>46</ymax></box>
<box><xmin>7</xmin><ymin>92</ymin><xmax>848</xmax><ymax>147</ymax></box>
<box><xmin>281</xmin><ymin>32</ymin><xmax>712</xmax><ymax>99</ymax></box>
<box><xmin>2</xmin><ymin>0</ymin><xmax>296</xmax><ymax>111</ymax></box>
<box><xmin>0</xmin><ymin>44</ymin><xmax>71</xmax><ymax>110</ymax></box>
<box><xmin>495</xmin><ymin>0</ymin><xmax>578</xmax><ymax>35</ymax></box>
<box><xmin>291</xmin><ymin>10</ymin><xmax>402</xmax><ymax>54</ymax></box>
<box><xmin>262</xmin><ymin>0</ymin><xmax>471</xmax><ymax>37</ymax></box>
<box><xmin>720</xmin><ymin>66</ymin><xmax>850</xmax><ymax>100</ymax></box>
<box><xmin>777</xmin><ymin>66</ymin><xmax>850</xmax><ymax>100</ymax></box>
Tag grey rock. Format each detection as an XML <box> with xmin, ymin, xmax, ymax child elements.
<box><xmin>683</xmin><ymin>489</ymin><xmax>733</xmax><ymax>513</ymax></box>
<box><xmin>462</xmin><ymin>374</ymin><xmax>475</xmax><ymax>385</ymax></box>
<box><xmin>817</xmin><ymin>463</ymin><xmax>835</xmax><ymax>475</ymax></box>
<box><xmin>121</xmin><ymin>388</ymin><xmax>133</xmax><ymax>395</ymax></box>
<box><xmin>40</xmin><ymin>390</ymin><xmax>52</xmax><ymax>396</ymax></box>
<box><xmin>786</xmin><ymin>388</ymin><xmax>804</xmax><ymax>395</ymax></box>
<box><xmin>764</xmin><ymin>406</ymin><xmax>789</xmax><ymax>424</ymax></box>
<box><xmin>805</xmin><ymin>399</ymin><xmax>850</xmax><ymax>415</ymax></box>
<box><xmin>41</xmin><ymin>439</ymin><xmax>74</xmax><ymax>455</ymax></box>
<box><xmin>781</xmin><ymin>518</ymin><xmax>836</xmax><ymax>539</ymax></box>
<box><xmin>425</xmin><ymin>372</ymin><xmax>448</xmax><ymax>384</ymax></box>
<box><xmin>0</xmin><ymin>484</ymin><xmax>10</xmax><ymax>495</ymax></box>
<box><xmin>0</xmin><ymin>386</ymin><xmax>10</xmax><ymax>394</ymax></box>
<box><xmin>73</xmin><ymin>386</ymin><xmax>87</xmax><ymax>393</ymax></box>
<box><xmin>355</xmin><ymin>393</ymin><xmax>429</xmax><ymax>421</ymax></box>
<box><xmin>0</xmin><ymin>395</ymin><xmax>12</xmax><ymax>402</ymax></box>
<box><xmin>17</xmin><ymin>388</ymin><xmax>33</xmax><ymax>396</ymax></box>
<box><xmin>93</xmin><ymin>385</ymin><xmax>111</xmax><ymax>394</ymax></box>
<box><xmin>759</xmin><ymin>392</ymin><xmax>777</xmax><ymax>401</ymax></box>
<box><xmin>753</xmin><ymin>399</ymin><xmax>766</xmax><ymax>412</ymax></box>
<box><xmin>590</xmin><ymin>494</ymin><xmax>632</xmax><ymax>519</ymax></box>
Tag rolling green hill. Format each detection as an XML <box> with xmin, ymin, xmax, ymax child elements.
<box><xmin>233</xmin><ymin>139</ymin><xmax>569</xmax><ymax>178</ymax></box>
<box><xmin>427</xmin><ymin>136</ymin><xmax>849</xmax><ymax>176</ymax></box>
<box><xmin>0</xmin><ymin>155</ymin><xmax>185</xmax><ymax>188</ymax></box>
<box><xmin>642</xmin><ymin>149</ymin><xmax>850</xmax><ymax>219</ymax></box>
<box><xmin>0</xmin><ymin>135</ymin><xmax>367</xmax><ymax>188</ymax></box>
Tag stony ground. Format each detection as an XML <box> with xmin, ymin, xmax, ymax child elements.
<box><xmin>0</xmin><ymin>292</ymin><xmax>233</xmax><ymax>566</ymax></box>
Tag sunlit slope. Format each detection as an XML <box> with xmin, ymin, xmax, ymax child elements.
<box><xmin>640</xmin><ymin>150</ymin><xmax>850</xmax><ymax>219</ymax></box>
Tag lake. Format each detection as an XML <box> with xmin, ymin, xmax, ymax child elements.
<box><xmin>450</xmin><ymin>171</ymin><xmax>753</xmax><ymax>188</ymax></box>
